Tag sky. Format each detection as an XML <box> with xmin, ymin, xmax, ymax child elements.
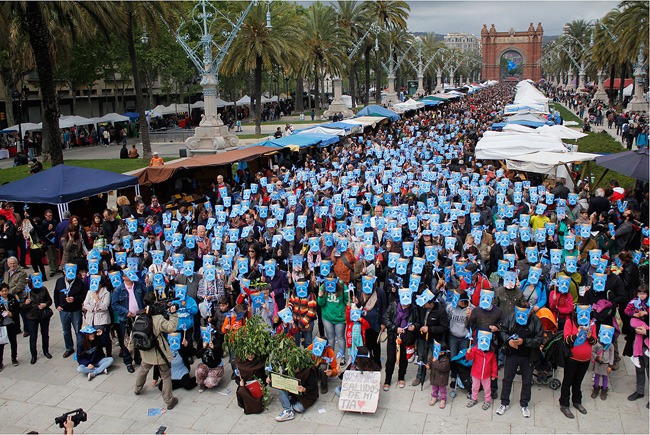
<box><xmin>402</xmin><ymin>0</ymin><xmax>620</xmax><ymax>36</ymax></box>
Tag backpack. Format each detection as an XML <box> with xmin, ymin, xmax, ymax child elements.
<box><xmin>131</xmin><ymin>313</ymin><xmax>156</xmax><ymax>351</ymax></box>
<box><xmin>625</xmin><ymin>223</ymin><xmax>642</xmax><ymax>251</ymax></box>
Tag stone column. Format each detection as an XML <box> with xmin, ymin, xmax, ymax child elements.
<box><xmin>385</xmin><ymin>73</ymin><xmax>399</xmax><ymax>105</ymax></box>
<box><xmin>324</xmin><ymin>78</ymin><xmax>353</xmax><ymax>118</ymax></box>
<box><xmin>593</xmin><ymin>70</ymin><xmax>608</xmax><ymax>102</ymax></box>
<box><xmin>416</xmin><ymin>73</ymin><xmax>425</xmax><ymax>97</ymax></box>
<box><xmin>185</xmin><ymin>71</ymin><xmax>239</xmax><ymax>156</ymax></box>
<box><xmin>435</xmin><ymin>69</ymin><xmax>443</xmax><ymax>92</ymax></box>
<box><xmin>627</xmin><ymin>46</ymin><xmax>649</xmax><ymax>113</ymax></box>
<box><xmin>566</xmin><ymin>68</ymin><xmax>574</xmax><ymax>90</ymax></box>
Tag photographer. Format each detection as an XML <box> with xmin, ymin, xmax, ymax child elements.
<box><xmin>131</xmin><ymin>292</ymin><xmax>180</xmax><ymax>410</ymax></box>
<box><xmin>0</xmin><ymin>283</ymin><xmax>20</xmax><ymax>369</ymax></box>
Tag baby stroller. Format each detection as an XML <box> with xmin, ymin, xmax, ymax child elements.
<box><xmin>448</xmin><ymin>347</ymin><xmax>473</xmax><ymax>398</ymax></box>
<box><xmin>533</xmin><ymin>308</ymin><xmax>562</xmax><ymax>390</ymax></box>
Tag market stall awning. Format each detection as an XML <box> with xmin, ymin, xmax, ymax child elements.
<box><xmin>355</xmin><ymin>105</ymin><xmax>400</xmax><ymax>121</ymax></box>
<box><xmin>0</xmin><ymin>165</ymin><xmax>138</xmax><ymax>204</ymax></box>
<box><xmin>340</xmin><ymin>116</ymin><xmax>387</xmax><ymax>128</ymax></box>
<box><xmin>506</xmin><ymin>151</ymin><xmax>600</xmax><ymax>175</ymax></box>
<box><xmin>476</xmin><ymin>131</ymin><xmax>568</xmax><ymax>160</ymax></box>
<box><xmin>136</xmin><ymin>146</ymin><xmax>274</xmax><ymax>186</ymax></box>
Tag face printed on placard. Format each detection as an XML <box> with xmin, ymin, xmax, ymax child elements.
<box><xmin>477</xmin><ymin>330</ymin><xmax>492</xmax><ymax>351</ymax></box>
<box><xmin>425</xmin><ymin>245</ymin><xmax>436</xmax><ymax>262</ymax></box>
<box><xmin>87</xmin><ymin>258</ymin><xmax>100</xmax><ymax>275</ymax></box>
<box><xmin>497</xmin><ymin>260</ymin><xmax>509</xmax><ymax>277</ymax></box>
<box><xmin>171</xmin><ymin>233</ymin><xmax>183</xmax><ymax>247</ymax></box>
<box><xmin>164</xmin><ymin>228</ymin><xmax>173</xmax><ymax>242</ymax></box>
<box><xmin>124</xmin><ymin>267</ymin><xmax>139</xmax><ymax>282</ymax></box>
<box><xmin>126</xmin><ymin>218</ymin><xmax>138</xmax><ymax>233</ymax></box>
<box><xmin>65</xmin><ymin>263</ymin><xmax>77</xmax><ymax>281</ymax></box>
<box><xmin>168</xmin><ymin>333</ymin><xmax>181</xmax><ymax>351</ymax></box>
<box><xmin>320</xmin><ymin>259</ymin><xmax>331</xmax><ymax>276</ymax></box>
<box><xmin>589</xmin><ymin>249</ymin><xmax>602</xmax><ymax>267</ymax></box>
<box><xmin>350</xmin><ymin>308</ymin><xmax>362</xmax><ymax>322</ymax></box>
<box><xmin>172</xmin><ymin>253</ymin><xmax>184</xmax><ymax>270</ymax></box>
<box><xmin>564</xmin><ymin>234</ymin><xmax>575</xmax><ymax>251</ymax></box>
<box><xmin>153</xmin><ymin>273</ymin><xmax>165</xmax><ymax>289</ymax></box>
<box><xmin>566</xmin><ymin>256</ymin><xmax>577</xmax><ymax>273</ymax></box>
<box><xmin>503</xmin><ymin>271</ymin><xmax>517</xmax><ymax>288</ymax></box>
<box><xmin>132</xmin><ymin>239</ymin><xmax>143</xmax><ymax>254</ymax></box>
<box><xmin>122</xmin><ymin>235</ymin><xmax>132</xmax><ymax>250</ymax></box>
<box><xmin>599</xmin><ymin>324</ymin><xmax>614</xmax><ymax>346</ymax></box>
<box><xmin>415</xmin><ymin>289</ymin><xmax>434</xmax><ymax>307</ymax></box>
<box><xmin>109</xmin><ymin>271</ymin><xmax>122</xmax><ymax>288</ymax></box>
<box><xmin>596</xmin><ymin>258</ymin><xmax>608</xmax><ymax>274</ymax></box>
<box><xmin>576</xmin><ymin>304</ymin><xmax>591</xmax><ymax>326</ymax></box>
<box><xmin>361</xmin><ymin>275</ymin><xmax>376</xmax><ymax>294</ymax></box>
<box><xmin>479</xmin><ymin>290</ymin><xmax>494</xmax><ymax>310</ymax></box>
<box><xmin>402</xmin><ymin>241</ymin><xmax>414</xmax><ymax>257</ymax></box>
<box><xmin>398</xmin><ymin>288</ymin><xmax>412</xmax><ymax>306</ymax></box>
<box><xmin>323</xmin><ymin>232</ymin><xmax>334</xmax><ymax>247</ymax></box>
<box><xmin>31</xmin><ymin>272</ymin><xmax>43</xmax><ymax>289</ymax></box>
<box><xmin>550</xmin><ymin>249</ymin><xmax>562</xmax><ymax>265</ymax></box>
<box><xmin>202</xmin><ymin>254</ymin><xmax>215</xmax><ymax>268</ymax></box>
<box><xmin>184</xmin><ymin>234</ymin><xmax>195</xmax><ymax>249</ymax></box>
<box><xmin>201</xmin><ymin>325</ymin><xmax>212</xmax><ymax>344</ymax></box>
<box><xmin>88</xmin><ymin>274</ymin><xmax>101</xmax><ymax>292</ymax></box>
<box><xmin>180</xmin><ymin>260</ymin><xmax>192</xmax><ymax>277</ymax></box>
<box><xmin>175</xmin><ymin>284</ymin><xmax>187</xmax><ymax>300</ymax></box>
<box><xmin>592</xmin><ymin>273</ymin><xmax>607</xmax><ymax>292</ymax></box>
<box><xmin>324</xmin><ymin>277</ymin><xmax>338</xmax><ymax>293</ymax></box>
<box><xmin>264</xmin><ymin>260</ymin><xmax>276</xmax><ymax>278</ymax></box>
<box><xmin>525</xmin><ymin>247</ymin><xmax>538</xmax><ymax>263</ymax></box>
<box><xmin>278</xmin><ymin>307</ymin><xmax>293</xmax><ymax>324</ymax></box>
<box><xmin>294</xmin><ymin>280</ymin><xmax>309</xmax><ymax>298</ymax></box>
<box><xmin>396</xmin><ymin>258</ymin><xmax>409</xmax><ymax>275</ymax></box>
<box><xmin>409</xmin><ymin>274</ymin><xmax>422</xmax><ymax>293</ymax></box>
<box><xmin>237</xmin><ymin>257</ymin><xmax>248</xmax><ymax>276</ymax></box>
<box><xmin>226</xmin><ymin>243</ymin><xmax>237</xmax><ymax>257</ymax></box>
<box><xmin>528</xmin><ymin>267</ymin><xmax>542</xmax><ymax>285</ymax></box>
<box><xmin>515</xmin><ymin>305</ymin><xmax>530</xmax><ymax>325</ymax></box>
<box><xmin>202</xmin><ymin>265</ymin><xmax>215</xmax><ymax>282</ymax></box>
<box><xmin>445</xmin><ymin>236</ymin><xmax>456</xmax><ymax>251</ymax></box>
<box><xmin>312</xmin><ymin>337</ymin><xmax>327</xmax><ymax>357</ymax></box>
<box><xmin>151</xmin><ymin>250</ymin><xmax>164</xmax><ymax>265</ymax></box>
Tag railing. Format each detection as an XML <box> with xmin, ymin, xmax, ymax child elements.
<box><xmin>148</xmin><ymin>128</ymin><xmax>195</xmax><ymax>143</ymax></box>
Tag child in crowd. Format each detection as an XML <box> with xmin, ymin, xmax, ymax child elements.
<box><xmin>466</xmin><ymin>331</ymin><xmax>498</xmax><ymax>411</ymax></box>
<box><xmin>591</xmin><ymin>325</ymin><xmax>615</xmax><ymax>400</ymax></box>
<box><xmin>427</xmin><ymin>342</ymin><xmax>451</xmax><ymax>409</ymax></box>
<box><xmin>625</xmin><ymin>285</ymin><xmax>649</xmax><ymax>368</ymax></box>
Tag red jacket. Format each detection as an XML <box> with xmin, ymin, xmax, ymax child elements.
<box><xmin>345</xmin><ymin>305</ymin><xmax>369</xmax><ymax>349</ymax></box>
<box><xmin>466</xmin><ymin>346</ymin><xmax>498</xmax><ymax>380</ymax></box>
<box><xmin>462</xmin><ymin>275</ymin><xmax>492</xmax><ymax>308</ymax></box>
<box><xmin>549</xmin><ymin>290</ymin><xmax>573</xmax><ymax>321</ymax></box>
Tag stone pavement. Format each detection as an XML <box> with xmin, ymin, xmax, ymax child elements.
<box><xmin>0</xmin><ymin>279</ymin><xmax>648</xmax><ymax>434</ymax></box>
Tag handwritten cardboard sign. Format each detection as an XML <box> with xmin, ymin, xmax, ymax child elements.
<box><xmin>270</xmin><ymin>372</ymin><xmax>300</xmax><ymax>395</ymax></box>
<box><xmin>338</xmin><ymin>370</ymin><xmax>381</xmax><ymax>413</ymax></box>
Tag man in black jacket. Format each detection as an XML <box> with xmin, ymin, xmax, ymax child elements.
<box><xmin>495</xmin><ymin>301</ymin><xmax>544</xmax><ymax>418</ymax></box>
<box><xmin>412</xmin><ymin>296</ymin><xmax>449</xmax><ymax>386</ymax></box>
<box><xmin>53</xmin><ymin>262</ymin><xmax>88</xmax><ymax>358</ymax></box>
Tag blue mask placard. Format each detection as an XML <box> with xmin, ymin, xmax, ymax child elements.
<box><xmin>361</xmin><ymin>275</ymin><xmax>376</xmax><ymax>294</ymax></box>
<box><xmin>398</xmin><ymin>288</ymin><xmax>412</xmax><ymax>306</ymax></box>
<box><xmin>65</xmin><ymin>263</ymin><xmax>77</xmax><ymax>281</ymax></box>
<box><xmin>295</xmin><ymin>280</ymin><xmax>309</xmax><ymax>298</ymax></box>
<box><xmin>479</xmin><ymin>290</ymin><xmax>494</xmax><ymax>310</ymax></box>
<box><xmin>109</xmin><ymin>271</ymin><xmax>122</xmax><ymax>288</ymax></box>
<box><xmin>320</xmin><ymin>259</ymin><xmax>331</xmax><ymax>276</ymax></box>
<box><xmin>168</xmin><ymin>333</ymin><xmax>181</xmax><ymax>351</ymax></box>
<box><xmin>515</xmin><ymin>305</ymin><xmax>530</xmax><ymax>326</ymax></box>
<box><xmin>477</xmin><ymin>330</ymin><xmax>492</xmax><ymax>351</ymax></box>
<box><xmin>88</xmin><ymin>259</ymin><xmax>99</xmax><ymax>275</ymax></box>
<box><xmin>592</xmin><ymin>273</ymin><xmax>607</xmax><ymax>292</ymax></box>
<box><xmin>599</xmin><ymin>324</ymin><xmax>614</xmax><ymax>347</ymax></box>
<box><xmin>312</xmin><ymin>337</ymin><xmax>327</xmax><ymax>357</ymax></box>
<box><xmin>576</xmin><ymin>304</ymin><xmax>591</xmax><ymax>326</ymax></box>
<box><xmin>528</xmin><ymin>266</ymin><xmax>542</xmax><ymax>285</ymax></box>
<box><xmin>31</xmin><ymin>272</ymin><xmax>43</xmax><ymax>289</ymax></box>
<box><xmin>89</xmin><ymin>274</ymin><xmax>101</xmax><ymax>292</ymax></box>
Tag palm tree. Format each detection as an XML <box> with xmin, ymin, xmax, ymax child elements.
<box><xmin>614</xmin><ymin>1</ymin><xmax>648</xmax><ymax>61</ymax></box>
<box><xmin>361</xmin><ymin>0</ymin><xmax>410</xmax><ymax>104</ymax></box>
<box><xmin>113</xmin><ymin>1</ymin><xmax>181</xmax><ymax>160</ymax></box>
<box><xmin>221</xmin><ymin>1</ymin><xmax>303</xmax><ymax>135</ymax></box>
<box><xmin>301</xmin><ymin>2</ymin><xmax>346</xmax><ymax>115</ymax></box>
<box><xmin>0</xmin><ymin>2</ymin><xmax>112</xmax><ymax>166</ymax></box>
<box><xmin>592</xmin><ymin>9</ymin><xmax>623</xmax><ymax>103</ymax></box>
<box><xmin>335</xmin><ymin>1</ymin><xmax>370</xmax><ymax>108</ymax></box>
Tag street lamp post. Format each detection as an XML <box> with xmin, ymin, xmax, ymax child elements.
<box><xmin>11</xmin><ymin>84</ymin><xmax>29</xmax><ymax>152</ymax></box>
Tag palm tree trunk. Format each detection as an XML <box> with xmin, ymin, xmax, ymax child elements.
<box><xmin>314</xmin><ymin>65</ymin><xmax>320</xmax><ymax>114</ymax></box>
<box><xmin>126</xmin><ymin>13</ymin><xmax>151</xmax><ymax>160</ymax></box>
<box><xmin>618</xmin><ymin>63</ymin><xmax>627</xmax><ymax>105</ymax></box>
<box><xmin>295</xmin><ymin>72</ymin><xmax>304</xmax><ymax>112</ymax></box>
<box><xmin>608</xmin><ymin>65</ymin><xmax>616</xmax><ymax>105</ymax></box>
<box><xmin>364</xmin><ymin>47</ymin><xmax>371</xmax><ymax>106</ymax></box>
<box><xmin>349</xmin><ymin>60</ymin><xmax>356</xmax><ymax>108</ymax></box>
<box><xmin>24</xmin><ymin>2</ymin><xmax>62</xmax><ymax>165</ymax></box>
<box><xmin>254</xmin><ymin>55</ymin><xmax>262</xmax><ymax>136</ymax></box>
<box><xmin>375</xmin><ymin>49</ymin><xmax>381</xmax><ymax>105</ymax></box>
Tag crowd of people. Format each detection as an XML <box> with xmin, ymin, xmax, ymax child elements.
<box><xmin>0</xmin><ymin>81</ymin><xmax>648</xmax><ymax>426</ymax></box>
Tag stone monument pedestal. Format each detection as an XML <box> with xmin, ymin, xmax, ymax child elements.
<box><xmin>324</xmin><ymin>78</ymin><xmax>353</xmax><ymax>119</ymax></box>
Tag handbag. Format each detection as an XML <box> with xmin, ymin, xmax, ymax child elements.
<box><xmin>0</xmin><ymin>326</ymin><xmax>9</xmax><ymax>345</ymax></box>
<box><xmin>41</xmin><ymin>307</ymin><xmax>54</xmax><ymax>319</ymax></box>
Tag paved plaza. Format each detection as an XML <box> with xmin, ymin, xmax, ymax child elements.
<box><xmin>0</xmin><ymin>276</ymin><xmax>647</xmax><ymax>434</ymax></box>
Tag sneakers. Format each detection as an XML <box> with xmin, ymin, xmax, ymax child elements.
<box><xmin>103</xmin><ymin>369</ymin><xmax>108</xmax><ymax>375</ymax></box>
<box><xmin>88</xmin><ymin>372</ymin><xmax>96</xmax><ymax>381</ymax></box>
<box><xmin>12</xmin><ymin>359</ymin><xmax>18</xmax><ymax>366</ymax></box>
<box><xmin>496</xmin><ymin>404</ymin><xmax>509</xmax><ymax>415</ymax></box>
<box><xmin>631</xmin><ymin>356</ymin><xmax>641</xmax><ymax>369</ymax></box>
<box><xmin>397</xmin><ymin>381</ymin><xmax>405</xmax><ymax>388</ymax></box>
<box><xmin>466</xmin><ymin>399</ymin><xmax>478</xmax><ymax>408</ymax></box>
<box><xmin>482</xmin><ymin>401</ymin><xmax>491</xmax><ymax>410</ymax></box>
<box><xmin>275</xmin><ymin>409</ymin><xmax>295</xmax><ymax>422</ymax></box>
<box><xmin>522</xmin><ymin>406</ymin><xmax>530</xmax><ymax>418</ymax></box>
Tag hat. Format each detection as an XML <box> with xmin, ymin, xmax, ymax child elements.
<box><xmin>80</xmin><ymin>325</ymin><xmax>97</xmax><ymax>334</ymax></box>
<box><xmin>153</xmin><ymin>151</ymin><xmax>159</xmax><ymax>156</ymax></box>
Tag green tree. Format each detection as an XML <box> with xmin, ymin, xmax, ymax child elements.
<box><xmin>335</xmin><ymin>1</ymin><xmax>371</xmax><ymax>107</ymax></box>
<box><xmin>0</xmin><ymin>1</ymin><xmax>112</xmax><ymax>165</ymax></box>
<box><xmin>221</xmin><ymin>1</ymin><xmax>303</xmax><ymax>135</ymax></box>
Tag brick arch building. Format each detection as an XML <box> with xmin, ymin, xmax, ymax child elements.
<box><xmin>481</xmin><ymin>23</ymin><xmax>543</xmax><ymax>81</ymax></box>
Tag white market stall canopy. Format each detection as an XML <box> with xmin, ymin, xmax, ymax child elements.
<box><xmin>506</xmin><ymin>151</ymin><xmax>600</xmax><ymax>175</ymax></box>
<box><xmin>504</xmin><ymin>103</ymin><xmax>548</xmax><ymax>115</ymax></box>
<box><xmin>535</xmin><ymin>124</ymin><xmax>588</xmax><ymax>140</ymax></box>
<box><xmin>475</xmin><ymin>131</ymin><xmax>568</xmax><ymax>160</ymax></box>
<box><xmin>514</xmin><ymin>80</ymin><xmax>549</xmax><ymax>105</ymax></box>
<box><xmin>392</xmin><ymin>98</ymin><xmax>424</xmax><ymax>113</ymax></box>
<box><xmin>91</xmin><ymin>113</ymin><xmax>130</xmax><ymax>124</ymax></box>
<box><xmin>190</xmin><ymin>98</ymin><xmax>233</xmax><ymax>109</ymax></box>
<box><xmin>236</xmin><ymin>95</ymin><xmax>251</xmax><ymax>106</ymax></box>
<box><xmin>340</xmin><ymin>116</ymin><xmax>386</xmax><ymax>128</ymax></box>
<box><xmin>59</xmin><ymin>115</ymin><xmax>94</xmax><ymax>129</ymax></box>
<box><xmin>502</xmin><ymin>124</ymin><xmax>536</xmax><ymax>134</ymax></box>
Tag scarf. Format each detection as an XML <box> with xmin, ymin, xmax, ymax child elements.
<box><xmin>395</xmin><ymin>303</ymin><xmax>410</xmax><ymax>329</ymax></box>
<box><xmin>361</xmin><ymin>291</ymin><xmax>378</xmax><ymax>312</ymax></box>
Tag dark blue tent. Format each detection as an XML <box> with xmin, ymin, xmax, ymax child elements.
<box><xmin>122</xmin><ymin>112</ymin><xmax>140</xmax><ymax>121</ymax></box>
<box><xmin>0</xmin><ymin>164</ymin><xmax>139</xmax><ymax>204</ymax></box>
<box><xmin>355</xmin><ymin>105</ymin><xmax>400</xmax><ymax>122</ymax></box>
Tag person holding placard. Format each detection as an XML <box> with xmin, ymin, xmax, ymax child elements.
<box><xmin>275</xmin><ymin>366</ymin><xmax>319</xmax><ymax>422</ymax></box>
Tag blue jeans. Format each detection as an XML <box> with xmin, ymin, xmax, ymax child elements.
<box><xmin>449</xmin><ymin>335</ymin><xmax>469</xmax><ymax>379</ymax></box>
<box><xmin>77</xmin><ymin>357</ymin><xmax>114</xmax><ymax>375</ymax></box>
<box><xmin>294</xmin><ymin>328</ymin><xmax>313</xmax><ymax>348</ymax></box>
<box><xmin>59</xmin><ymin>310</ymin><xmax>82</xmax><ymax>352</ymax></box>
<box><xmin>322</xmin><ymin>319</ymin><xmax>345</xmax><ymax>359</ymax></box>
<box><xmin>279</xmin><ymin>390</ymin><xmax>305</xmax><ymax>413</ymax></box>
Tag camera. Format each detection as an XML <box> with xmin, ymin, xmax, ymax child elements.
<box><xmin>55</xmin><ymin>409</ymin><xmax>87</xmax><ymax>428</ymax></box>
<box><xmin>146</xmin><ymin>298</ymin><xmax>178</xmax><ymax>317</ymax></box>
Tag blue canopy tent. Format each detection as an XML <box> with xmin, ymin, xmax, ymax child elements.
<box><xmin>251</xmin><ymin>132</ymin><xmax>340</xmax><ymax>150</ymax></box>
<box><xmin>122</xmin><ymin>112</ymin><xmax>140</xmax><ymax>121</ymax></box>
<box><xmin>420</xmin><ymin>100</ymin><xmax>441</xmax><ymax>107</ymax></box>
<box><xmin>491</xmin><ymin>119</ymin><xmax>553</xmax><ymax>130</ymax></box>
<box><xmin>0</xmin><ymin>165</ymin><xmax>139</xmax><ymax>217</ymax></box>
<box><xmin>355</xmin><ymin>105</ymin><xmax>400</xmax><ymax>122</ymax></box>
